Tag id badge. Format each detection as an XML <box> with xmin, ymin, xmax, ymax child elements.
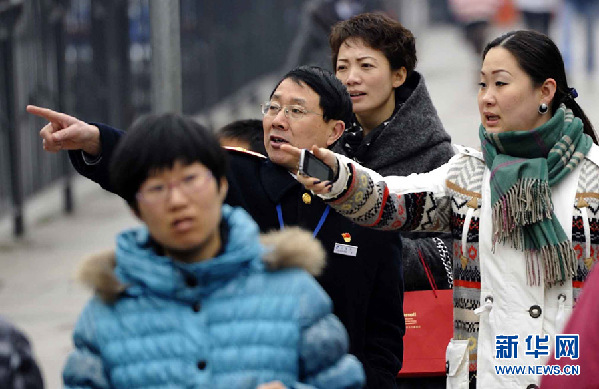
<box><xmin>334</xmin><ymin>242</ymin><xmax>358</xmax><ymax>257</ymax></box>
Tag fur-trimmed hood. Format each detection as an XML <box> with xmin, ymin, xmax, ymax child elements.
<box><xmin>78</xmin><ymin>219</ymin><xmax>326</xmax><ymax>304</ymax></box>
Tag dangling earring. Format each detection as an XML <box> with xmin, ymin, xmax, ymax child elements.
<box><xmin>538</xmin><ymin>103</ymin><xmax>548</xmax><ymax>114</ymax></box>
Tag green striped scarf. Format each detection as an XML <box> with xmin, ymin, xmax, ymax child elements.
<box><xmin>479</xmin><ymin>104</ymin><xmax>593</xmax><ymax>286</ymax></box>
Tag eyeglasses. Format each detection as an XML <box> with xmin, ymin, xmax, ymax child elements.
<box><xmin>261</xmin><ymin>101</ymin><xmax>323</xmax><ymax>121</ymax></box>
<box><xmin>136</xmin><ymin>171</ymin><xmax>213</xmax><ymax>205</ymax></box>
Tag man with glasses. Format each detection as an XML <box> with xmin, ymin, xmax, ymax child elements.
<box><xmin>29</xmin><ymin>66</ymin><xmax>404</xmax><ymax>388</ymax></box>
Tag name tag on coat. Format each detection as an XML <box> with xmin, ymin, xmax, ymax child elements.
<box><xmin>334</xmin><ymin>243</ymin><xmax>358</xmax><ymax>257</ymax></box>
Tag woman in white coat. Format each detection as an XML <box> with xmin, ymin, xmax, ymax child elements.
<box><xmin>287</xmin><ymin>30</ymin><xmax>599</xmax><ymax>388</ymax></box>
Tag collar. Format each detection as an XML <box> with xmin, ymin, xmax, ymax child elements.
<box><xmin>341</xmin><ymin>71</ymin><xmax>421</xmax><ymax>161</ymax></box>
<box><xmin>115</xmin><ymin>205</ymin><xmax>263</xmax><ymax>301</ymax></box>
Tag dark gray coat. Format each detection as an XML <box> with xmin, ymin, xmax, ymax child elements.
<box><xmin>334</xmin><ymin>71</ymin><xmax>455</xmax><ymax>292</ymax></box>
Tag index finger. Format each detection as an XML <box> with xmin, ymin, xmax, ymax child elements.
<box><xmin>279</xmin><ymin>143</ymin><xmax>302</xmax><ymax>159</ymax></box>
<box><xmin>26</xmin><ymin>105</ymin><xmax>75</xmax><ymax>124</ymax></box>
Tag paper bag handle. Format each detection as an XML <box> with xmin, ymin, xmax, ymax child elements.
<box><xmin>418</xmin><ymin>249</ymin><xmax>438</xmax><ymax>298</ymax></box>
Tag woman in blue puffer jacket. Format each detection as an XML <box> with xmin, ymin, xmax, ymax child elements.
<box><xmin>62</xmin><ymin>113</ymin><xmax>365</xmax><ymax>389</ymax></box>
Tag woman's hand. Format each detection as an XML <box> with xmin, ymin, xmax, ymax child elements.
<box><xmin>280</xmin><ymin>144</ymin><xmax>338</xmax><ymax>195</ymax></box>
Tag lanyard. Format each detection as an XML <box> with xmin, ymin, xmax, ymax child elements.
<box><xmin>276</xmin><ymin>204</ymin><xmax>330</xmax><ymax>237</ymax></box>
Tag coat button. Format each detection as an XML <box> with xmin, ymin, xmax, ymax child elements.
<box><xmin>197</xmin><ymin>360</ymin><xmax>207</xmax><ymax>370</ymax></box>
<box><xmin>445</xmin><ymin>361</ymin><xmax>450</xmax><ymax>374</ymax></box>
<box><xmin>528</xmin><ymin>305</ymin><xmax>542</xmax><ymax>318</ymax></box>
<box><xmin>192</xmin><ymin>302</ymin><xmax>201</xmax><ymax>312</ymax></box>
<box><xmin>526</xmin><ymin>384</ymin><xmax>539</xmax><ymax>389</ymax></box>
<box><xmin>185</xmin><ymin>275</ymin><xmax>198</xmax><ymax>288</ymax></box>
<box><xmin>558</xmin><ymin>293</ymin><xmax>566</xmax><ymax>303</ymax></box>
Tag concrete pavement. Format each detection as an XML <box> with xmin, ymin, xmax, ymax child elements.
<box><xmin>2</xmin><ymin>20</ymin><xmax>599</xmax><ymax>388</ymax></box>
<box><xmin>0</xmin><ymin>177</ymin><xmax>139</xmax><ymax>388</ymax></box>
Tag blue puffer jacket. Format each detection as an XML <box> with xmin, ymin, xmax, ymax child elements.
<box><xmin>63</xmin><ymin>205</ymin><xmax>364</xmax><ymax>388</ymax></box>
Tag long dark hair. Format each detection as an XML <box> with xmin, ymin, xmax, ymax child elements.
<box><xmin>483</xmin><ymin>30</ymin><xmax>598</xmax><ymax>144</ymax></box>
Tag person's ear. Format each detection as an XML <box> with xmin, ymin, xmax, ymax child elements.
<box><xmin>326</xmin><ymin>120</ymin><xmax>345</xmax><ymax>146</ymax></box>
<box><xmin>218</xmin><ymin>177</ymin><xmax>228</xmax><ymax>202</ymax></box>
<box><xmin>392</xmin><ymin>67</ymin><xmax>407</xmax><ymax>89</ymax></box>
<box><xmin>540</xmin><ymin>78</ymin><xmax>557</xmax><ymax>106</ymax></box>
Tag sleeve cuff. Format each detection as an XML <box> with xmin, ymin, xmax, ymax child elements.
<box><xmin>318</xmin><ymin>154</ymin><xmax>351</xmax><ymax>201</ymax></box>
<box><xmin>81</xmin><ymin>150</ymin><xmax>102</xmax><ymax>165</ymax></box>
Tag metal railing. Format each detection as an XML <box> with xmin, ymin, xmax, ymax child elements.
<box><xmin>0</xmin><ymin>0</ymin><xmax>309</xmax><ymax>236</ymax></box>
<box><xmin>1</xmin><ymin>0</ymin><xmax>72</xmax><ymax>236</ymax></box>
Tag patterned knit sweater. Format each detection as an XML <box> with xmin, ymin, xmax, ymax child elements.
<box><xmin>321</xmin><ymin>145</ymin><xmax>599</xmax><ymax>387</ymax></box>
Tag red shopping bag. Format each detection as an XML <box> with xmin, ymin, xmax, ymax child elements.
<box><xmin>397</xmin><ymin>251</ymin><xmax>454</xmax><ymax>377</ymax></box>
